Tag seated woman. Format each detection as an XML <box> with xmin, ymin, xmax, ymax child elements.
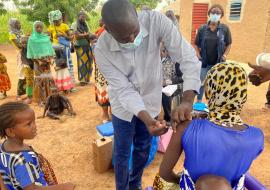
<box><xmin>155</xmin><ymin>62</ymin><xmax>264</xmax><ymax>190</ymax></box>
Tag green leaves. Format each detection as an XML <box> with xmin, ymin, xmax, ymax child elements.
<box><xmin>0</xmin><ymin>0</ymin><xmax>8</xmax><ymax>15</ymax></box>
<box><xmin>130</xmin><ymin>0</ymin><xmax>160</xmax><ymax>9</ymax></box>
<box><xmin>13</xmin><ymin>0</ymin><xmax>99</xmax><ymax>24</ymax></box>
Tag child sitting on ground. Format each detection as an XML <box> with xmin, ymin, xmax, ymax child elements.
<box><xmin>155</xmin><ymin>62</ymin><xmax>264</xmax><ymax>190</ymax></box>
<box><xmin>41</xmin><ymin>87</ymin><xmax>76</xmax><ymax>120</ymax></box>
<box><xmin>0</xmin><ymin>102</ymin><xmax>75</xmax><ymax>190</ymax></box>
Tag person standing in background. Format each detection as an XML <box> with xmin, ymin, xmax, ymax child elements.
<box><xmin>194</xmin><ymin>4</ymin><xmax>232</xmax><ymax>102</ymax></box>
<box><xmin>161</xmin><ymin>10</ymin><xmax>183</xmax><ymax>123</ymax></box>
<box><xmin>71</xmin><ymin>11</ymin><xmax>95</xmax><ymax>86</ymax></box>
<box><xmin>94</xmin><ymin>19</ymin><xmax>111</xmax><ymax>123</ymax></box>
<box><xmin>8</xmin><ymin>18</ymin><xmax>26</xmax><ymax>101</ymax></box>
<box><xmin>48</xmin><ymin>10</ymin><xmax>74</xmax><ymax>93</ymax></box>
<box><xmin>165</xmin><ymin>10</ymin><xmax>179</xmax><ymax>29</ymax></box>
<box><xmin>0</xmin><ymin>53</ymin><xmax>11</xmax><ymax>100</ymax></box>
<box><xmin>27</xmin><ymin>21</ymin><xmax>56</xmax><ymax>106</ymax></box>
<box><xmin>20</xmin><ymin>36</ymin><xmax>34</xmax><ymax>104</ymax></box>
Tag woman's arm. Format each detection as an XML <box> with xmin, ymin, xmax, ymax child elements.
<box><xmin>222</xmin><ymin>44</ymin><xmax>231</xmax><ymax>61</ymax></box>
<box><xmin>159</xmin><ymin>121</ymin><xmax>190</xmax><ymax>184</ymax></box>
<box><xmin>222</xmin><ymin>26</ymin><xmax>232</xmax><ymax>61</ymax></box>
<box><xmin>11</xmin><ymin>39</ymin><xmax>22</xmax><ymax>49</ymax></box>
<box><xmin>74</xmin><ymin>31</ymin><xmax>89</xmax><ymax>39</ymax></box>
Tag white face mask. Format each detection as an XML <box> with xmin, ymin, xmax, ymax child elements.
<box><xmin>209</xmin><ymin>13</ymin><xmax>221</xmax><ymax>23</ymax></box>
<box><xmin>119</xmin><ymin>29</ymin><xmax>144</xmax><ymax>50</ymax></box>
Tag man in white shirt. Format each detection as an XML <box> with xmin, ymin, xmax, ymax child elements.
<box><xmin>94</xmin><ymin>1</ymin><xmax>201</xmax><ymax>189</ymax></box>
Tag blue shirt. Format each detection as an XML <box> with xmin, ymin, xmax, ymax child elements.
<box><xmin>0</xmin><ymin>144</ymin><xmax>47</xmax><ymax>190</ymax></box>
<box><xmin>182</xmin><ymin>119</ymin><xmax>264</xmax><ymax>187</ymax></box>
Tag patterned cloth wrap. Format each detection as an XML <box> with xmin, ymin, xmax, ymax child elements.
<box><xmin>153</xmin><ymin>169</ymin><xmax>245</xmax><ymax>190</ymax></box>
<box><xmin>36</xmin><ymin>153</ymin><xmax>58</xmax><ymax>185</ymax></box>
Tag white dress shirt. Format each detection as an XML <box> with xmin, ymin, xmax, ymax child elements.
<box><xmin>95</xmin><ymin>11</ymin><xmax>201</xmax><ymax>122</ymax></box>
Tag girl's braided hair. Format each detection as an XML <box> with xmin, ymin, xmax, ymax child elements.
<box><xmin>0</xmin><ymin>102</ymin><xmax>30</xmax><ymax>138</ymax></box>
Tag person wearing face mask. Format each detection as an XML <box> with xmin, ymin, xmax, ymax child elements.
<box><xmin>94</xmin><ymin>1</ymin><xmax>201</xmax><ymax>190</ymax></box>
<box><xmin>194</xmin><ymin>4</ymin><xmax>232</xmax><ymax>102</ymax></box>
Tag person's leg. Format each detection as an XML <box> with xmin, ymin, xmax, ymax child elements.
<box><xmin>195</xmin><ymin>175</ymin><xmax>232</xmax><ymax>190</ymax></box>
<box><xmin>101</xmin><ymin>106</ymin><xmax>110</xmax><ymax>122</ymax></box>
<box><xmin>162</xmin><ymin>93</ymin><xmax>171</xmax><ymax>122</ymax></box>
<box><xmin>129</xmin><ymin>117</ymin><xmax>152</xmax><ymax>190</ymax></box>
<box><xmin>46</xmin><ymin>111</ymin><xmax>60</xmax><ymax>120</ymax></box>
<box><xmin>112</xmin><ymin>115</ymin><xmax>135</xmax><ymax>190</ymax></box>
<box><xmin>17</xmin><ymin>79</ymin><xmax>26</xmax><ymax>101</ymax></box>
<box><xmin>197</xmin><ymin>66</ymin><xmax>211</xmax><ymax>102</ymax></box>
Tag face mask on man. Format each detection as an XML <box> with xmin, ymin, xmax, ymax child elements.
<box><xmin>119</xmin><ymin>30</ymin><xmax>144</xmax><ymax>50</ymax></box>
<box><xmin>209</xmin><ymin>13</ymin><xmax>221</xmax><ymax>23</ymax></box>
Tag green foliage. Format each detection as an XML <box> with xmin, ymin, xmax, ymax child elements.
<box><xmin>13</xmin><ymin>0</ymin><xmax>99</xmax><ymax>24</ymax></box>
<box><xmin>87</xmin><ymin>11</ymin><xmax>101</xmax><ymax>32</ymax></box>
<box><xmin>0</xmin><ymin>0</ymin><xmax>7</xmax><ymax>15</ymax></box>
<box><xmin>130</xmin><ymin>0</ymin><xmax>160</xmax><ymax>9</ymax></box>
<box><xmin>0</xmin><ymin>12</ymin><xmax>33</xmax><ymax>44</ymax></box>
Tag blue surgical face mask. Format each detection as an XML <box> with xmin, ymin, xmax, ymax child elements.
<box><xmin>119</xmin><ymin>29</ymin><xmax>144</xmax><ymax>50</ymax></box>
<box><xmin>209</xmin><ymin>13</ymin><xmax>221</xmax><ymax>23</ymax></box>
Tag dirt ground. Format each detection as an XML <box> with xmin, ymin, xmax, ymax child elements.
<box><xmin>0</xmin><ymin>45</ymin><xmax>270</xmax><ymax>189</ymax></box>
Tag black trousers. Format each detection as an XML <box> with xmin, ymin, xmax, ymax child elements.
<box><xmin>266</xmin><ymin>82</ymin><xmax>270</xmax><ymax>105</ymax></box>
<box><xmin>162</xmin><ymin>93</ymin><xmax>172</xmax><ymax>122</ymax></box>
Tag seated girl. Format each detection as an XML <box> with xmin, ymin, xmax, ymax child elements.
<box><xmin>0</xmin><ymin>102</ymin><xmax>75</xmax><ymax>190</ymax></box>
<box><xmin>155</xmin><ymin>62</ymin><xmax>264</xmax><ymax>190</ymax></box>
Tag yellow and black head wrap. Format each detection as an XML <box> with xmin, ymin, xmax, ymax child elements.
<box><xmin>205</xmin><ymin>62</ymin><xmax>248</xmax><ymax>127</ymax></box>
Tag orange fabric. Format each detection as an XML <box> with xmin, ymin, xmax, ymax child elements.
<box><xmin>95</xmin><ymin>26</ymin><xmax>105</xmax><ymax>38</ymax></box>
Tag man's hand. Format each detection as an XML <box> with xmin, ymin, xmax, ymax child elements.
<box><xmin>138</xmin><ymin>110</ymin><xmax>168</xmax><ymax>136</ymax></box>
<box><xmin>171</xmin><ymin>90</ymin><xmax>195</xmax><ymax>133</ymax></box>
<box><xmin>248</xmin><ymin>63</ymin><xmax>270</xmax><ymax>84</ymax></box>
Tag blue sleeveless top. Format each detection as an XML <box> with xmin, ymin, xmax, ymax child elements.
<box><xmin>182</xmin><ymin>119</ymin><xmax>264</xmax><ymax>187</ymax></box>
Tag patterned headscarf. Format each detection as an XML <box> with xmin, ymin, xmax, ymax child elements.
<box><xmin>9</xmin><ymin>18</ymin><xmax>22</xmax><ymax>35</ymax></box>
<box><xmin>205</xmin><ymin>62</ymin><xmax>248</xmax><ymax>127</ymax></box>
<box><xmin>48</xmin><ymin>10</ymin><xmax>62</xmax><ymax>24</ymax></box>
